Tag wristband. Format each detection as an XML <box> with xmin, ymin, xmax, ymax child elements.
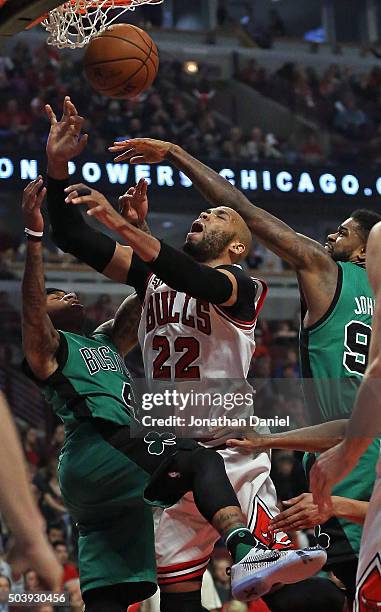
<box><xmin>25</xmin><ymin>227</ymin><xmax>43</xmax><ymax>241</ymax></box>
<box><xmin>25</xmin><ymin>227</ymin><xmax>43</xmax><ymax>237</ymax></box>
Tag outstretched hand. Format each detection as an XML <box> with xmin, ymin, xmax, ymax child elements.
<box><xmin>46</xmin><ymin>96</ymin><xmax>88</xmax><ymax>163</ymax></box>
<box><xmin>118</xmin><ymin>178</ymin><xmax>149</xmax><ymax>226</ymax></box>
<box><xmin>268</xmin><ymin>493</ymin><xmax>333</xmax><ymax>533</ymax></box>
<box><xmin>109</xmin><ymin>138</ymin><xmax>172</xmax><ymax>164</ymax></box>
<box><xmin>22</xmin><ymin>177</ymin><xmax>46</xmax><ymax>234</ymax></box>
<box><xmin>64</xmin><ymin>183</ymin><xmax>124</xmax><ymax>232</ymax></box>
<box><xmin>310</xmin><ymin>441</ymin><xmax>356</xmax><ymax>515</ymax></box>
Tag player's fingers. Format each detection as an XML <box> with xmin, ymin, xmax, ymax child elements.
<box><xmin>64</xmin><ymin>183</ymin><xmax>89</xmax><ymax>195</ymax></box>
<box><xmin>111</xmin><ymin>139</ymin><xmax>132</xmax><ymax>147</ymax></box>
<box><xmin>76</xmin><ymin>133</ymin><xmax>89</xmax><ymax>154</ymax></box>
<box><xmin>66</xmin><ymin>97</ymin><xmax>79</xmax><ymax>116</ymax></box>
<box><xmin>36</xmin><ymin>186</ymin><xmax>47</xmax><ymax>208</ymax></box>
<box><xmin>28</xmin><ymin>177</ymin><xmax>44</xmax><ymax>200</ymax></box>
<box><xmin>113</xmin><ymin>149</ymin><xmax>136</xmax><ymax>162</ymax></box>
<box><xmin>45</xmin><ymin>104</ymin><xmax>57</xmax><ymax>124</ymax></box>
<box><xmin>270</xmin><ymin>506</ymin><xmax>303</xmax><ymax>523</ymax></box>
<box><xmin>130</xmin><ymin>155</ymin><xmax>147</xmax><ymax>164</ymax></box>
<box><xmin>225</xmin><ymin>439</ymin><xmax>253</xmax><ymax>453</ymax></box>
<box><xmin>282</xmin><ymin>494</ymin><xmax>307</xmax><ymax>505</ymax></box>
<box><xmin>66</xmin><ymin>195</ymin><xmax>93</xmax><ymax>206</ymax></box>
<box><xmin>139</xmin><ymin>178</ymin><xmax>148</xmax><ymax>197</ymax></box>
<box><xmin>270</xmin><ymin>510</ymin><xmax>305</xmax><ymax>529</ymax></box>
<box><xmin>274</xmin><ymin>519</ymin><xmax>307</xmax><ymax>531</ymax></box>
<box><xmin>87</xmin><ymin>205</ymin><xmax>105</xmax><ymax>217</ymax></box>
<box><xmin>62</xmin><ymin>95</ymin><xmax>71</xmax><ymax>119</ymax></box>
<box><xmin>24</xmin><ymin>176</ymin><xmax>41</xmax><ymax>195</ymax></box>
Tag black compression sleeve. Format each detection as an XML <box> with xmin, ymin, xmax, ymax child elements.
<box><xmin>148</xmin><ymin>241</ymin><xmax>233</xmax><ymax>304</ymax></box>
<box><xmin>216</xmin><ymin>264</ymin><xmax>258</xmax><ymax>321</ymax></box>
<box><xmin>47</xmin><ymin>176</ymin><xmax>116</xmax><ymax>273</ymax></box>
<box><xmin>127</xmin><ymin>252</ymin><xmax>151</xmax><ymax>301</ymax></box>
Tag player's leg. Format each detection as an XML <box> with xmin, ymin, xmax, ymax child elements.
<box><xmin>83</xmin><ymin>582</ymin><xmax>155</xmax><ymax>612</ymax></box>
<box><xmin>58</xmin><ymin>422</ymin><xmax>158</xmax><ymax>608</ymax></box>
<box><xmin>153</xmin><ymin>447</ymin><xmax>327</xmax><ymax>608</ymax></box>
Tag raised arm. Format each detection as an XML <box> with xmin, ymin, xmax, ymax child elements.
<box><xmin>109</xmin><ymin>139</ymin><xmax>338</xmax><ymax>324</ymax></box>
<box><xmin>110</xmin><ymin>139</ymin><xmax>335</xmax><ymax>270</ymax></box>
<box><xmin>22</xmin><ymin>178</ymin><xmax>60</xmax><ymax>381</ymax></box>
<box><xmin>64</xmin><ymin>183</ymin><xmax>249</xmax><ymax>308</ymax></box>
<box><xmin>223</xmin><ymin>419</ymin><xmax>348</xmax><ymax>453</ymax></box>
<box><xmin>45</xmin><ymin>97</ymin><xmax>134</xmax><ymax>284</ymax></box>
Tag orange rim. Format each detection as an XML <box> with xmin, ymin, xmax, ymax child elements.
<box><xmin>65</xmin><ymin>0</ymin><xmax>134</xmax><ymax>8</ymax></box>
<box><xmin>25</xmin><ymin>0</ymin><xmax>160</xmax><ymax>29</ymax></box>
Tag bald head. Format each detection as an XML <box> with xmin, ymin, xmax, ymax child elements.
<box><xmin>224</xmin><ymin>207</ymin><xmax>252</xmax><ymax>261</ymax></box>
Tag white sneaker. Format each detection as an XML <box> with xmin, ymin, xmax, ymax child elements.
<box><xmin>230</xmin><ymin>546</ymin><xmax>327</xmax><ymax>602</ymax></box>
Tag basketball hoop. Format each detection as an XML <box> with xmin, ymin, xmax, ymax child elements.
<box><xmin>40</xmin><ymin>0</ymin><xmax>163</xmax><ymax>49</ymax></box>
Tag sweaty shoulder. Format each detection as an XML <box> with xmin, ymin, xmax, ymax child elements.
<box><xmin>215</xmin><ymin>264</ymin><xmax>261</xmax><ymax>323</ymax></box>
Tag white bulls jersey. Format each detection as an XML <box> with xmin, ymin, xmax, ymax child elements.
<box><xmin>138</xmin><ymin>268</ymin><xmax>267</xmax><ymax>381</ymax></box>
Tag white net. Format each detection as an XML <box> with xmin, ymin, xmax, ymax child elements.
<box><xmin>41</xmin><ymin>0</ymin><xmax>163</xmax><ymax>49</ymax></box>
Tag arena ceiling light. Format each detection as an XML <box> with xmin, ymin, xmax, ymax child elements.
<box><xmin>183</xmin><ymin>60</ymin><xmax>199</xmax><ymax>75</ymax></box>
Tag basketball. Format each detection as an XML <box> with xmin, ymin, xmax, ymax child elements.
<box><xmin>83</xmin><ymin>23</ymin><xmax>159</xmax><ymax>99</ymax></box>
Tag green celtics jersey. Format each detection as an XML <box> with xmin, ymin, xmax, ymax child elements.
<box><xmin>300</xmin><ymin>261</ymin><xmax>374</xmax><ymax>423</ymax></box>
<box><xmin>41</xmin><ymin>331</ymin><xmax>134</xmax><ymax>432</ymax></box>
<box><xmin>300</xmin><ymin>261</ymin><xmax>379</xmax><ymax>562</ymax></box>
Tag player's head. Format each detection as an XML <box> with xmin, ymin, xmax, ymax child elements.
<box><xmin>46</xmin><ymin>288</ymin><xmax>85</xmax><ymax>332</ymax></box>
<box><xmin>325</xmin><ymin>209</ymin><xmax>381</xmax><ymax>264</ymax></box>
<box><xmin>183</xmin><ymin>207</ymin><xmax>252</xmax><ymax>263</ymax></box>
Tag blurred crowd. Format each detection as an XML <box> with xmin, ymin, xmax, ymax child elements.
<box><xmin>1</xmin><ymin>41</ymin><xmax>318</xmax><ymax>172</ymax></box>
<box><xmin>239</xmin><ymin>59</ymin><xmax>381</xmax><ymax>165</ymax></box>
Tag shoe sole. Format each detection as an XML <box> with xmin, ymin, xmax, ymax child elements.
<box><xmin>231</xmin><ymin>548</ymin><xmax>327</xmax><ymax>602</ymax></box>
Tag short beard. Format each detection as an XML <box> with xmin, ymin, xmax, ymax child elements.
<box><xmin>330</xmin><ymin>248</ymin><xmax>351</xmax><ymax>263</ymax></box>
<box><xmin>183</xmin><ymin>230</ymin><xmax>235</xmax><ymax>262</ymax></box>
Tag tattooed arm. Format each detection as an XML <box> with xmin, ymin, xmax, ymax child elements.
<box><xmin>22</xmin><ymin>178</ymin><xmax>60</xmax><ymax>381</ymax></box>
<box><xmin>109</xmin><ymin>139</ymin><xmax>338</xmax><ymax>325</ymax></box>
<box><xmin>94</xmin><ymin>293</ymin><xmax>142</xmax><ymax>357</ymax></box>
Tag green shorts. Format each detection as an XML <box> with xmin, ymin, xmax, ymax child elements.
<box><xmin>58</xmin><ymin>421</ymin><xmax>156</xmax><ymax>594</ymax></box>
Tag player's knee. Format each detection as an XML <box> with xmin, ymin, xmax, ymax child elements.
<box><xmin>174</xmin><ymin>445</ymin><xmax>224</xmax><ymax>477</ymax></box>
<box><xmin>190</xmin><ymin>446</ymin><xmax>225</xmax><ymax>474</ymax></box>
<box><xmin>160</xmin><ymin>589</ymin><xmax>205</xmax><ymax>612</ymax></box>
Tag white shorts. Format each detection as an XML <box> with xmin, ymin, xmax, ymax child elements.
<box><xmin>154</xmin><ymin>447</ymin><xmax>290</xmax><ymax>585</ymax></box>
<box><xmin>355</xmin><ymin>461</ymin><xmax>381</xmax><ymax>611</ymax></box>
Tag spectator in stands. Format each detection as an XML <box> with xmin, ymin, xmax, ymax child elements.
<box><xmin>0</xmin><ymin>555</ymin><xmax>11</xmax><ymax>583</ymax></box>
<box><xmin>0</xmin><ymin>292</ymin><xmax>20</xmax><ymax>342</ymax></box>
<box><xmin>333</xmin><ymin>94</ymin><xmax>369</xmax><ymax>139</ymax></box>
<box><xmin>222</xmin><ymin>126</ymin><xmax>246</xmax><ymax>159</ymax></box>
<box><xmin>86</xmin><ymin>294</ymin><xmax>115</xmax><ymax>327</ymax></box>
<box><xmin>0</xmin><ymin>575</ymin><xmax>10</xmax><ymax>612</ymax></box>
<box><xmin>241</xmin><ymin>127</ymin><xmax>264</xmax><ymax>162</ymax></box>
<box><xmin>53</xmin><ymin>541</ymin><xmax>79</xmax><ymax>588</ymax></box>
<box><xmin>24</xmin><ymin>569</ymin><xmax>41</xmax><ymax>592</ymax></box>
<box><xmin>47</xmin><ymin>424</ymin><xmax>65</xmax><ymax>460</ymax></box>
<box><xmin>46</xmin><ymin>524</ymin><xmax>66</xmax><ymax>546</ymax></box>
<box><xmin>22</xmin><ymin>426</ymin><xmax>45</xmax><ymax>469</ymax></box>
<box><xmin>300</xmin><ymin>132</ymin><xmax>324</xmax><ymax>164</ymax></box>
<box><xmin>263</xmin><ymin>133</ymin><xmax>283</xmax><ymax>159</ymax></box>
<box><xmin>211</xmin><ymin>554</ymin><xmax>231</xmax><ymax>604</ymax></box>
<box><xmin>33</xmin><ymin>457</ymin><xmax>68</xmax><ymax>525</ymax></box>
